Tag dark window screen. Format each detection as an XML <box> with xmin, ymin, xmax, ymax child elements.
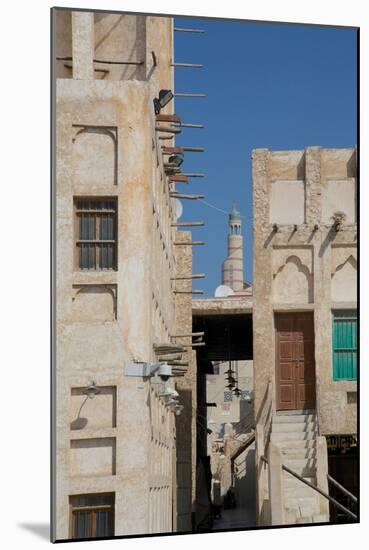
<box><xmin>75</xmin><ymin>199</ymin><xmax>117</xmax><ymax>270</ymax></box>
<box><xmin>70</xmin><ymin>493</ymin><xmax>115</xmax><ymax>539</ymax></box>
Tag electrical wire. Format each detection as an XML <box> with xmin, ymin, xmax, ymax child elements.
<box><xmin>198</xmin><ymin>199</ymin><xmax>253</xmax><ymax>220</ymax></box>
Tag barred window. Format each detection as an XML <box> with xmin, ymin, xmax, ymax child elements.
<box><xmin>75</xmin><ymin>198</ymin><xmax>117</xmax><ymax>270</ymax></box>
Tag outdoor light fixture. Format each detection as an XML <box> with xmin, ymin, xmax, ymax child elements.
<box><xmin>168</xmin><ymin>398</ymin><xmax>180</xmax><ymax>412</ymax></box>
<box><xmin>174</xmin><ymin>404</ymin><xmax>184</xmax><ymax>416</ymax></box>
<box><xmin>83</xmin><ymin>381</ymin><xmax>100</xmax><ymax>399</ymax></box>
<box><xmin>124</xmin><ymin>362</ymin><xmax>173</xmax><ymax>380</ymax></box>
<box><xmin>233</xmin><ymin>387</ymin><xmax>241</xmax><ymax>398</ymax></box>
<box><xmin>153</xmin><ymin>89</ymin><xmax>174</xmax><ymax>114</ymax></box>
<box><xmin>159</xmin><ymin>387</ymin><xmax>179</xmax><ymax>399</ymax></box>
<box><xmin>225</xmin><ymin>368</ymin><xmax>236</xmax><ymax>376</ymax></box>
<box><xmin>168</xmin><ymin>155</ymin><xmax>184</xmax><ymax>167</ymax></box>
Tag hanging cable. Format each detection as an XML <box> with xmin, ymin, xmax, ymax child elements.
<box><xmin>198</xmin><ymin>199</ymin><xmax>252</xmax><ymax>220</ymax></box>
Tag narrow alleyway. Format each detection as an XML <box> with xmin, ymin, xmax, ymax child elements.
<box><xmin>213</xmin><ymin>503</ymin><xmax>256</xmax><ymax>530</ymax></box>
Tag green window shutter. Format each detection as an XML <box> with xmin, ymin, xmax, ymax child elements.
<box><xmin>332</xmin><ymin>311</ymin><xmax>357</xmax><ymax>381</ymax></box>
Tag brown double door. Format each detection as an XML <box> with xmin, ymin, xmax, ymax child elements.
<box><xmin>275</xmin><ymin>313</ymin><xmax>316</xmax><ymax>411</ymax></box>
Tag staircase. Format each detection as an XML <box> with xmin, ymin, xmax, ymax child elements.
<box><xmin>270</xmin><ymin>412</ymin><xmax>329</xmax><ymax>524</ymax></box>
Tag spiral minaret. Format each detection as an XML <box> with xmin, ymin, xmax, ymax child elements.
<box><xmin>221</xmin><ymin>204</ymin><xmax>244</xmax><ymax>293</ymax></box>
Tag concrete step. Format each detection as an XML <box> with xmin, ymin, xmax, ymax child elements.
<box><xmin>313</xmin><ymin>514</ymin><xmax>329</xmax><ymax>523</ymax></box>
<box><xmin>279</xmin><ymin>439</ymin><xmax>316</xmax><ymax>450</ymax></box>
<box><xmin>283</xmin><ymin>465</ymin><xmax>316</xmax><ymax>477</ymax></box>
<box><xmin>282</xmin><ymin>448</ymin><xmax>317</xmax><ymax>460</ymax></box>
<box><xmin>283</xmin><ymin>457</ymin><xmax>316</xmax><ymax>469</ymax></box>
<box><xmin>285</xmin><ymin>496</ymin><xmax>320</xmax><ymax>514</ymax></box>
<box><xmin>296</xmin><ymin>517</ymin><xmax>313</xmax><ymax>524</ymax></box>
<box><xmin>285</xmin><ymin>502</ymin><xmax>314</xmax><ymax>520</ymax></box>
<box><xmin>285</xmin><ymin>509</ymin><xmax>298</xmax><ymax>524</ymax></box>
<box><xmin>271</xmin><ymin>431</ymin><xmax>315</xmax><ymax>442</ymax></box>
<box><xmin>273</xmin><ymin>414</ymin><xmax>316</xmax><ymax>424</ymax></box>
<box><xmin>285</xmin><ymin>485</ymin><xmax>319</xmax><ymax>499</ymax></box>
<box><xmin>284</xmin><ymin>474</ymin><xmax>316</xmax><ymax>488</ymax></box>
<box><xmin>273</xmin><ymin>421</ymin><xmax>317</xmax><ymax>433</ymax></box>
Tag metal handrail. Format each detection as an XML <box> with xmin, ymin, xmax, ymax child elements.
<box><xmin>261</xmin><ymin>456</ymin><xmax>357</xmax><ymax>521</ymax></box>
<box><xmin>315</xmin><ymin>376</ymin><xmax>321</xmax><ymax>436</ymax></box>
<box><xmin>327</xmin><ymin>474</ymin><xmax>358</xmax><ymax>504</ymax></box>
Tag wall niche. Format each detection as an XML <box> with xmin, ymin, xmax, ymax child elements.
<box><xmin>273</xmin><ymin>255</ymin><xmax>313</xmax><ymax>304</ymax></box>
<box><xmin>270</xmin><ymin>180</ymin><xmax>305</xmax><ymax>224</ymax></box>
<box><xmin>322</xmin><ymin>178</ymin><xmax>356</xmax><ymax>224</ymax></box>
<box><xmin>70</xmin><ymin>438</ymin><xmax>116</xmax><ymax>476</ymax></box>
<box><xmin>331</xmin><ymin>247</ymin><xmax>357</xmax><ymax>303</ymax></box>
<box><xmin>72</xmin><ymin>125</ymin><xmax>117</xmax><ymax>187</ymax></box>
<box><xmin>72</xmin><ymin>284</ymin><xmax>117</xmax><ymax>322</ymax></box>
<box><xmin>70</xmin><ymin>386</ymin><xmax>117</xmax><ymax>431</ymax></box>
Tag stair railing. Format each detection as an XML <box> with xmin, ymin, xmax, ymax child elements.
<box><xmin>255</xmin><ymin>379</ymin><xmax>274</xmax><ymax>524</ymax></box>
<box><xmin>261</xmin><ymin>455</ymin><xmax>357</xmax><ymax>521</ymax></box>
<box><xmin>327</xmin><ymin>474</ymin><xmax>358</xmax><ymax>504</ymax></box>
<box><xmin>316</xmin><ymin>375</ymin><xmax>321</xmax><ymax>436</ymax></box>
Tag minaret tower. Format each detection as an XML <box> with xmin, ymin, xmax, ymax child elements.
<box><xmin>222</xmin><ymin>204</ymin><xmax>244</xmax><ymax>293</ymax></box>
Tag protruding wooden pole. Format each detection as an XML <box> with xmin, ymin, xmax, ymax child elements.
<box><xmin>171</xmin><ymin>62</ymin><xmax>203</xmax><ymax>68</ymax></box>
<box><xmin>171</xmin><ymin>274</ymin><xmax>205</xmax><ymax>279</ymax></box>
<box><xmin>174</xmin><ymin>93</ymin><xmax>206</xmax><ymax>97</ymax></box>
<box><xmin>173</xmin><ymin>290</ymin><xmax>204</xmax><ymax>294</ymax></box>
<box><xmin>155</xmin><ymin>126</ymin><xmax>181</xmax><ymax>134</ymax></box>
<box><xmin>174</xmin><ymin>28</ymin><xmax>205</xmax><ymax>33</ymax></box>
<box><xmin>174</xmin><ymin>241</ymin><xmax>205</xmax><ymax>246</ymax></box>
<box><xmin>180</xmin><ymin>173</ymin><xmax>205</xmax><ymax>177</ymax></box>
<box><xmin>170</xmin><ymin>193</ymin><xmax>205</xmax><ymax>200</ymax></box>
<box><xmin>171</xmin><ymin>221</ymin><xmax>204</xmax><ymax>227</ymax></box>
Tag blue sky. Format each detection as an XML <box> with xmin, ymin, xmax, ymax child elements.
<box><xmin>173</xmin><ymin>18</ymin><xmax>357</xmax><ymax>297</ymax></box>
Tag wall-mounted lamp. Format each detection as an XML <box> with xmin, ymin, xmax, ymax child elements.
<box><xmin>154</xmin><ymin>89</ymin><xmax>174</xmax><ymax>114</ymax></box>
<box><xmin>174</xmin><ymin>404</ymin><xmax>184</xmax><ymax>416</ymax></box>
<box><xmin>83</xmin><ymin>381</ymin><xmax>100</xmax><ymax>399</ymax></box>
<box><xmin>159</xmin><ymin>387</ymin><xmax>179</xmax><ymax>399</ymax></box>
<box><xmin>168</xmin><ymin>154</ymin><xmax>184</xmax><ymax>167</ymax></box>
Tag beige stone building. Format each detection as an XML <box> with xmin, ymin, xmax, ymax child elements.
<box><xmin>52</xmin><ymin>9</ymin><xmax>196</xmax><ymax>541</ymax></box>
<box><xmin>252</xmin><ymin>147</ymin><xmax>357</xmax><ymax>526</ymax></box>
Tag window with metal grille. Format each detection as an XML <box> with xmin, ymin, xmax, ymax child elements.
<box><xmin>69</xmin><ymin>493</ymin><xmax>115</xmax><ymax>539</ymax></box>
<box><xmin>332</xmin><ymin>310</ymin><xmax>357</xmax><ymax>381</ymax></box>
<box><xmin>75</xmin><ymin>198</ymin><xmax>117</xmax><ymax>270</ymax></box>
<box><xmin>224</xmin><ymin>391</ymin><xmax>233</xmax><ymax>402</ymax></box>
<box><xmin>240</xmin><ymin>390</ymin><xmax>251</xmax><ymax>401</ymax></box>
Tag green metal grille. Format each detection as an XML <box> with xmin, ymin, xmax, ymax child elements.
<box><xmin>332</xmin><ymin>311</ymin><xmax>357</xmax><ymax>381</ymax></box>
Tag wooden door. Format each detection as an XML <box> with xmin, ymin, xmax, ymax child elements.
<box><xmin>275</xmin><ymin>313</ymin><xmax>316</xmax><ymax>410</ymax></box>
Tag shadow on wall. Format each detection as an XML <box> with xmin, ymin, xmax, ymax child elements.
<box><xmin>175</xmin><ymin>388</ymin><xmax>193</xmax><ymax>532</ymax></box>
<box><xmin>234</xmin><ymin>448</ymin><xmax>256</xmax><ymax>512</ymax></box>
